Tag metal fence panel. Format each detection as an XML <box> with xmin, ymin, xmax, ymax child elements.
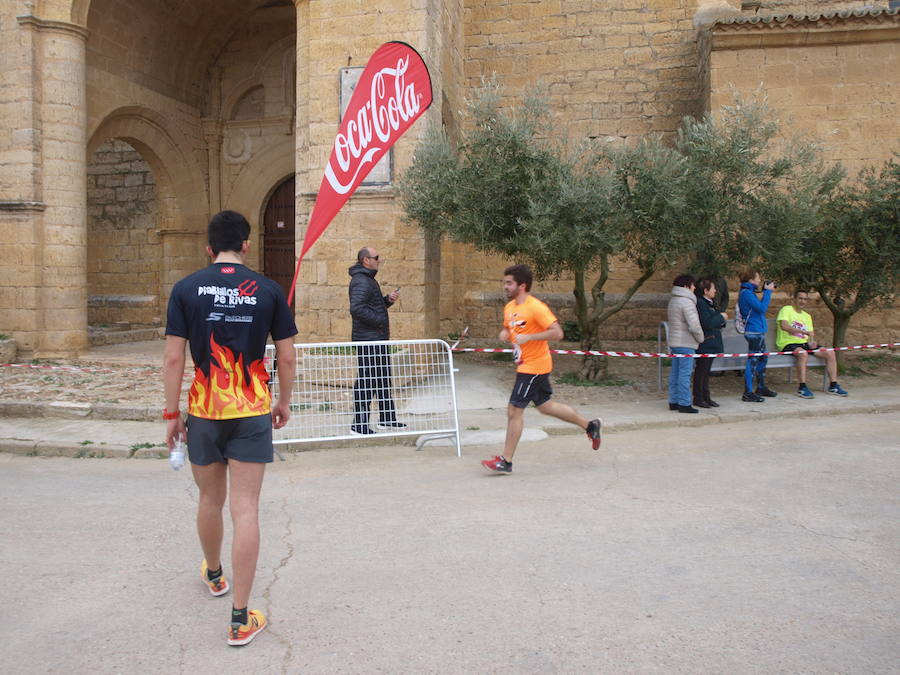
<box><xmin>265</xmin><ymin>339</ymin><xmax>461</xmax><ymax>455</ymax></box>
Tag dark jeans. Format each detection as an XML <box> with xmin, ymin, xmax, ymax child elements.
<box><xmin>353</xmin><ymin>344</ymin><xmax>397</xmax><ymax>427</ymax></box>
<box><xmin>692</xmin><ymin>356</ymin><xmax>715</xmax><ymax>403</ymax></box>
<box><xmin>744</xmin><ymin>333</ymin><xmax>768</xmax><ymax>393</ymax></box>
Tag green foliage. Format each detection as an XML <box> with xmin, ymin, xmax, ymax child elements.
<box><xmin>782</xmin><ymin>156</ymin><xmax>900</xmax><ymax>347</ymax></box>
<box><xmin>562</xmin><ymin>321</ymin><xmax>581</xmax><ymax>342</ymax></box>
<box><xmin>675</xmin><ymin>96</ymin><xmax>844</xmax><ymax>277</ymax></box>
<box><xmin>400</xmin><ymin>84</ymin><xmax>848</xmax><ymax>378</ymax></box>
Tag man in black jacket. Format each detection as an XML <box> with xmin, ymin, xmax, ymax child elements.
<box><xmin>348</xmin><ymin>247</ymin><xmax>406</xmax><ymax>434</ymax></box>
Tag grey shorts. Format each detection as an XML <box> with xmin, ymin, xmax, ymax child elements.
<box><xmin>186</xmin><ymin>414</ymin><xmax>273</xmax><ymax>465</ymax></box>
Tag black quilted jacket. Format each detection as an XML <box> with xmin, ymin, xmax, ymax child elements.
<box><xmin>348</xmin><ymin>263</ymin><xmax>393</xmax><ymax>341</ymax></box>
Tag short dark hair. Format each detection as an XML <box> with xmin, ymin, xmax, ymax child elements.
<box><xmin>672</xmin><ymin>274</ymin><xmax>695</xmax><ymax>288</ymax></box>
<box><xmin>357</xmin><ymin>247</ymin><xmax>372</xmax><ymax>264</ymax></box>
<box><xmin>739</xmin><ymin>268</ymin><xmax>758</xmax><ymax>284</ymax></box>
<box><xmin>794</xmin><ymin>288</ymin><xmax>810</xmax><ymax>298</ymax></box>
<box><xmin>504</xmin><ymin>264</ymin><xmax>533</xmax><ymax>292</ymax></box>
<box><xmin>696</xmin><ymin>277</ymin><xmax>715</xmax><ymax>295</ymax></box>
<box><xmin>208</xmin><ymin>210</ymin><xmax>250</xmax><ymax>255</ymax></box>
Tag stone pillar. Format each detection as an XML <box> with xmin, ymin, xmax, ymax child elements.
<box><xmin>201</xmin><ymin>118</ymin><xmax>224</xmax><ymax>214</ymax></box>
<box><xmin>18</xmin><ymin>15</ymin><xmax>89</xmax><ymax>356</ymax></box>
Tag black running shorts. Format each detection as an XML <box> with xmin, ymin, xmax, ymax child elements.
<box><xmin>782</xmin><ymin>342</ymin><xmax>814</xmax><ymax>353</ymax></box>
<box><xmin>509</xmin><ymin>372</ymin><xmax>553</xmax><ymax>408</ymax></box>
<box><xmin>186</xmin><ymin>414</ymin><xmax>274</xmax><ymax>465</ymax></box>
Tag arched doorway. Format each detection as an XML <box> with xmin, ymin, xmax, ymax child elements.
<box><xmin>262</xmin><ymin>175</ymin><xmax>296</xmax><ymax>303</ymax></box>
<box><xmin>86</xmin><ymin>138</ymin><xmax>162</xmax><ymax>340</ymax></box>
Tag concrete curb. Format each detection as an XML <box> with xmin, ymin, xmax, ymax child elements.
<box><xmin>3</xmin><ymin>399</ymin><xmax>898</xmax><ymax>459</ymax></box>
<box><xmin>0</xmin><ymin>399</ymin><xmax>156</xmax><ymax>421</ymax></box>
<box><xmin>0</xmin><ymin>438</ymin><xmax>134</xmax><ymax>458</ymax></box>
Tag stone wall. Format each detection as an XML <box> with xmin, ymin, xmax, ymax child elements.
<box><xmin>3</xmin><ymin>0</ymin><xmax>898</xmax><ymax>354</ymax></box>
<box><xmin>707</xmin><ymin>8</ymin><xmax>900</xmax><ymax>345</ymax></box>
<box><xmin>86</xmin><ymin>139</ymin><xmax>160</xmax><ymax>326</ymax></box>
<box><xmin>708</xmin><ymin>9</ymin><xmax>900</xmax><ymax>173</ymax></box>
<box><xmin>292</xmin><ymin>0</ymin><xmax>444</xmax><ymax>342</ymax></box>
<box><xmin>436</xmin><ymin>0</ymin><xmax>707</xmax><ymax>340</ymax></box>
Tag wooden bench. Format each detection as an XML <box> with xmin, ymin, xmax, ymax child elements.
<box><xmin>657</xmin><ymin>318</ymin><xmax>827</xmax><ymax>390</ymax></box>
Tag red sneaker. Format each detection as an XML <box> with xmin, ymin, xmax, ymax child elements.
<box><xmin>586</xmin><ymin>418</ymin><xmax>602</xmax><ymax>450</ymax></box>
<box><xmin>481</xmin><ymin>455</ymin><xmax>512</xmax><ymax>473</ymax></box>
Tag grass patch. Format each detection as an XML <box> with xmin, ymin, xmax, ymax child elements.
<box><xmin>74</xmin><ymin>449</ymin><xmax>107</xmax><ymax>458</ymax></box>
<box><xmin>129</xmin><ymin>441</ymin><xmax>165</xmax><ymax>453</ymax></box>
<box><xmin>557</xmin><ymin>372</ymin><xmax>632</xmax><ymax>387</ymax></box>
<box><xmin>79</xmin><ymin>440</ymin><xmax>94</xmax><ymax>446</ymax></box>
<box><xmin>466</xmin><ymin>426</ymin><xmax>480</xmax><ymax>431</ymax></box>
<box><xmin>489</xmin><ymin>352</ymin><xmax>511</xmax><ymax>362</ymax></box>
<box><xmin>857</xmin><ymin>352</ymin><xmax>900</xmax><ymax>365</ymax></box>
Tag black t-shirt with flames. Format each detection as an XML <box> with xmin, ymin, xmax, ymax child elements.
<box><xmin>165</xmin><ymin>263</ymin><xmax>298</xmax><ymax>420</ymax></box>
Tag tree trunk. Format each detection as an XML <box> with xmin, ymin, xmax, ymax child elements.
<box><xmin>579</xmin><ymin>339</ymin><xmax>608</xmax><ymax>380</ymax></box>
<box><xmin>572</xmin><ymin>264</ymin><xmax>608</xmax><ymax>380</ymax></box>
<box><xmin>831</xmin><ymin>311</ymin><xmax>852</xmax><ymax>368</ymax></box>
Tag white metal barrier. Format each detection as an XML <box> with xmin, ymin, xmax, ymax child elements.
<box><xmin>265</xmin><ymin>339</ymin><xmax>461</xmax><ymax>456</ymax></box>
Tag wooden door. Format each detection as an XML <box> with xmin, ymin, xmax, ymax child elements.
<box><xmin>263</xmin><ymin>176</ymin><xmax>296</xmax><ymax>305</ymax></box>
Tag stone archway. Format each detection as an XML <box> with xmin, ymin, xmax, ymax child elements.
<box><xmin>88</xmin><ymin>107</ymin><xmax>208</xmax><ymax>331</ymax></box>
<box><xmin>86</xmin><ymin>138</ymin><xmax>162</xmax><ymax>341</ymax></box>
<box><xmin>261</xmin><ymin>175</ymin><xmax>296</xmax><ymax>303</ymax></box>
<box><xmin>224</xmin><ymin>138</ymin><xmax>296</xmax><ymax>269</ymax></box>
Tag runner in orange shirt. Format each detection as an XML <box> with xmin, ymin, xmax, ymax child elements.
<box><xmin>482</xmin><ymin>264</ymin><xmax>602</xmax><ymax>473</ymax></box>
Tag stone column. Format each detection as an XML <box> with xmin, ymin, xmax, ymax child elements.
<box><xmin>18</xmin><ymin>15</ymin><xmax>89</xmax><ymax>356</ymax></box>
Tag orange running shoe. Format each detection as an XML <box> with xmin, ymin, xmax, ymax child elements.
<box><xmin>227</xmin><ymin>609</ymin><xmax>267</xmax><ymax>646</ymax></box>
<box><xmin>200</xmin><ymin>559</ymin><xmax>230</xmax><ymax>597</ymax></box>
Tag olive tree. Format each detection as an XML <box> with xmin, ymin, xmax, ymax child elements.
<box><xmin>781</xmin><ymin>157</ymin><xmax>900</xmax><ymax>352</ymax></box>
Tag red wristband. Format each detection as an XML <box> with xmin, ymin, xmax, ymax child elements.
<box><xmin>162</xmin><ymin>408</ymin><xmax>180</xmax><ymax>420</ymax></box>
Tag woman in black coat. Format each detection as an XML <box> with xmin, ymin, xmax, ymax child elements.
<box><xmin>693</xmin><ymin>278</ymin><xmax>728</xmax><ymax>408</ymax></box>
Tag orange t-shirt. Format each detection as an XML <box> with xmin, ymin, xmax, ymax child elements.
<box><xmin>504</xmin><ymin>295</ymin><xmax>557</xmax><ymax>374</ymax></box>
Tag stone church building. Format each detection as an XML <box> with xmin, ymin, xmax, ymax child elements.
<box><xmin>1</xmin><ymin>0</ymin><xmax>898</xmax><ymax>356</ymax></box>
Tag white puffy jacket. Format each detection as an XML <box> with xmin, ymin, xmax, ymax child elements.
<box><xmin>667</xmin><ymin>285</ymin><xmax>705</xmax><ymax>349</ymax></box>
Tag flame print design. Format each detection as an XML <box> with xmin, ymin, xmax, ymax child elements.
<box><xmin>188</xmin><ymin>334</ymin><xmax>271</xmax><ymax>419</ymax></box>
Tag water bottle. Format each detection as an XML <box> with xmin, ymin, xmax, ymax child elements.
<box><xmin>169</xmin><ymin>438</ymin><xmax>186</xmax><ymax>471</ymax></box>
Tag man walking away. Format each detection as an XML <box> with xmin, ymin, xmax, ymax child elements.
<box><xmin>481</xmin><ymin>264</ymin><xmax>602</xmax><ymax>474</ymax></box>
<box><xmin>163</xmin><ymin>210</ymin><xmax>297</xmax><ymax>646</ymax></box>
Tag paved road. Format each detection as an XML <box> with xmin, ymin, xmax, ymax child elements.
<box><xmin>2</xmin><ymin>412</ymin><xmax>898</xmax><ymax>674</ymax></box>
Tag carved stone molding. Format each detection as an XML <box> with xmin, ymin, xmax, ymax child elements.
<box><xmin>0</xmin><ymin>200</ymin><xmax>46</xmax><ymax>212</ymax></box>
<box><xmin>711</xmin><ymin>7</ymin><xmax>900</xmax><ymax>49</ymax></box>
<box><xmin>16</xmin><ymin>14</ymin><xmax>89</xmax><ymax>41</ymax></box>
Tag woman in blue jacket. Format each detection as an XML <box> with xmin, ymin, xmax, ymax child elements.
<box><xmin>693</xmin><ymin>278</ymin><xmax>728</xmax><ymax>408</ymax></box>
<box><xmin>737</xmin><ymin>269</ymin><xmax>777</xmax><ymax>402</ymax></box>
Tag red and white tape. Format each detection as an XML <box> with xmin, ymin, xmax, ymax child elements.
<box><xmin>452</xmin><ymin>342</ymin><xmax>900</xmax><ymax>358</ymax></box>
<box><xmin>1</xmin><ymin>342</ymin><xmax>897</xmax><ymax>374</ymax></box>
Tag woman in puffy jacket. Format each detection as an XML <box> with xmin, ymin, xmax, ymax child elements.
<box><xmin>666</xmin><ymin>274</ymin><xmax>705</xmax><ymax>413</ymax></box>
<box><xmin>693</xmin><ymin>278</ymin><xmax>728</xmax><ymax>408</ymax></box>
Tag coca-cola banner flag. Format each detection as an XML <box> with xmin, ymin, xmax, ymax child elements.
<box><xmin>287</xmin><ymin>41</ymin><xmax>433</xmax><ymax>304</ymax></box>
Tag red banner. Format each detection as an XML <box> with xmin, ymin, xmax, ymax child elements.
<box><xmin>287</xmin><ymin>42</ymin><xmax>433</xmax><ymax>304</ymax></box>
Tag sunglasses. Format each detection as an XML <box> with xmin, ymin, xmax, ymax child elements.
<box><xmin>367</xmin><ymin>255</ymin><xmax>379</xmax><ymax>261</ymax></box>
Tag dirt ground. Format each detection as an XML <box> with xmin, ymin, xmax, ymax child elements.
<box><xmin>2</xmin><ymin>340</ymin><xmax>897</xmax><ymax>408</ymax></box>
